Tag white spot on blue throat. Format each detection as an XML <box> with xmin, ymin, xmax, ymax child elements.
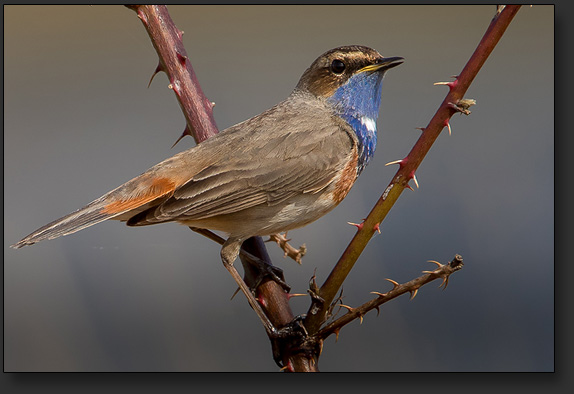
<box><xmin>327</xmin><ymin>70</ymin><xmax>385</xmax><ymax>174</ymax></box>
<box><xmin>361</xmin><ymin>116</ymin><xmax>376</xmax><ymax>132</ymax></box>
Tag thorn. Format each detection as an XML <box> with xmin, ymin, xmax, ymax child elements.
<box><xmin>136</xmin><ymin>9</ymin><xmax>147</xmax><ymax>23</ymax></box>
<box><xmin>422</xmin><ymin>260</ymin><xmax>445</xmax><ymax>274</ymax></box>
<box><xmin>411</xmin><ymin>173</ymin><xmax>419</xmax><ymax>189</ymax></box>
<box><xmin>286</xmin><ymin>293</ymin><xmax>306</xmax><ymax>300</ymax></box>
<box><xmin>148</xmin><ymin>63</ymin><xmax>164</xmax><ymax>88</ymax></box>
<box><xmin>280</xmin><ymin>360</ymin><xmax>295</xmax><ymax>372</ymax></box>
<box><xmin>370</xmin><ymin>291</ymin><xmax>386</xmax><ymax>297</ymax></box>
<box><xmin>439</xmin><ymin>275</ymin><xmax>451</xmax><ymax>290</ymax></box>
<box><xmin>415</xmin><ymin>127</ymin><xmax>425</xmax><ymax>131</ymax></box>
<box><xmin>385</xmin><ymin>159</ymin><xmax>404</xmax><ymax>167</ymax></box>
<box><xmin>230</xmin><ymin>287</ymin><xmax>241</xmax><ymax>300</ymax></box>
<box><xmin>434</xmin><ymin>78</ymin><xmax>458</xmax><ymax>90</ymax></box>
<box><xmin>385</xmin><ymin>278</ymin><xmax>400</xmax><ymax>289</ymax></box>
<box><xmin>339</xmin><ymin>305</ymin><xmax>364</xmax><ymax>324</ymax></box>
<box><xmin>374</xmin><ymin>305</ymin><xmax>380</xmax><ymax>317</ymax></box>
<box><xmin>405</xmin><ymin>184</ymin><xmax>415</xmax><ymax>191</ymax></box>
<box><xmin>373</xmin><ymin>223</ymin><xmax>381</xmax><ymax>234</ymax></box>
<box><xmin>177</xmin><ymin>29</ymin><xmax>185</xmax><ymax>40</ymax></box>
<box><xmin>334</xmin><ymin>328</ymin><xmax>341</xmax><ymax>342</ymax></box>
<box><xmin>211</xmin><ymin>101</ymin><xmax>216</xmax><ymax>108</ymax></box>
<box><xmin>428</xmin><ymin>260</ymin><xmax>443</xmax><ymax>267</ymax></box>
<box><xmin>256</xmin><ymin>294</ymin><xmax>267</xmax><ymax>308</ymax></box>
<box><xmin>409</xmin><ymin>288</ymin><xmax>419</xmax><ymax>300</ymax></box>
<box><xmin>443</xmin><ymin>118</ymin><xmax>452</xmax><ymax>136</ymax></box>
<box><xmin>176</xmin><ymin>51</ymin><xmax>187</xmax><ymax>65</ymax></box>
<box><xmin>309</xmin><ymin>271</ymin><xmax>318</xmax><ymax>292</ymax></box>
<box><xmin>171</xmin><ymin>125</ymin><xmax>193</xmax><ymax>148</ymax></box>
<box><xmin>347</xmin><ymin>221</ymin><xmax>364</xmax><ymax>231</ymax></box>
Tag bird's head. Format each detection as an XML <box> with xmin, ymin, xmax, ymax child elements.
<box><xmin>295</xmin><ymin>45</ymin><xmax>403</xmax><ymax>172</ymax></box>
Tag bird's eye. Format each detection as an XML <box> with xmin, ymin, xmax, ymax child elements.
<box><xmin>330</xmin><ymin>59</ymin><xmax>346</xmax><ymax>75</ymax></box>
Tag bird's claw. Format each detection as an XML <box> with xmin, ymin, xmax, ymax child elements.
<box><xmin>270</xmin><ymin>315</ymin><xmax>309</xmax><ymax>367</ymax></box>
<box><xmin>249</xmin><ymin>257</ymin><xmax>290</xmax><ymax>293</ymax></box>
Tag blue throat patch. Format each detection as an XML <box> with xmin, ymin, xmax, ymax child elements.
<box><xmin>328</xmin><ymin>71</ymin><xmax>384</xmax><ymax>174</ymax></box>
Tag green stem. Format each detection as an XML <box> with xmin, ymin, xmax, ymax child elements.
<box><xmin>304</xmin><ymin>5</ymin><xmax>522</xmax><ymax>334</ymax></box>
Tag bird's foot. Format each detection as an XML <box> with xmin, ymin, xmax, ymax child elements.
<box><xmin>270</xmin><ymin>315</ymin><xmax>312</xmax><ymax>367</ymax></box>
<box><xmin>248</xmin><ymin>255</ymin><xmax>290</xmax><ymax>293</ymax></box>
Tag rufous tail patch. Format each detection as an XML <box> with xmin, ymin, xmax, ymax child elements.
<box><xmin>101</xmin><ymin>177</ymin><xmax>177</xmax><ymax>214</ymax></box>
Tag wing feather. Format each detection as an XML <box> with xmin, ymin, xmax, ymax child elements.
<box><xmin>128</xmin><ymin>96</ymin><xmax>358</xmax><ymax>226</ymax></box>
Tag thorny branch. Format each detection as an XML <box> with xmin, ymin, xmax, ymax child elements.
<box><xmin>304</xmin><ymin>4</ymin><xmax>521</xmax><ymax>335</ymax></box>
<box><xmin>318</xmin><ymin>255</ymin><xmax>464</xmax><ymax>340</ymax></box>
<box><xmin>125</xmin><ymin>4</ymin><xmax>312</xmax><ymax>372</ymax></box>
<box><xmin>125</xmin><ymin>5</ymin><xmax>520</xmax><ymax>371</ymax></box>
<box><xmin>125</xmin><ymin>5</ymin><xmax>218</xmax><ymax>143</ymax></box>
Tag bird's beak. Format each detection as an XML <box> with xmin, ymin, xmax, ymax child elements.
<box><xmin>360</xmin><ymin>56</ymin><xmax>404</xmax><ymax>73</ymax></box>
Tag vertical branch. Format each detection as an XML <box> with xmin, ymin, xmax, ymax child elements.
<box><xmin>125</xmin><ymin>5</ymin><xmax>307</xmax><ymax>371</ymax></box>
<box><xmin>304</xmin><ymin>5</ymin><xmax>522</xmax><ymax>334</ymax></box>
<box><xmin>125</xmin><ymin>5</ymin><xmax>218</xmax><ymax>143</ymax></box>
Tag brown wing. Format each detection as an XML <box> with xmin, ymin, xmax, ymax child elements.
<box><xmin>128</xmin><ymin>98</ymin><xmax>357</xmax><ymax>226</ymax></box>
<box><xmin>12</xmin><ymin>95</ymin><xmax>356</xmax><ymax>247</ymax></box>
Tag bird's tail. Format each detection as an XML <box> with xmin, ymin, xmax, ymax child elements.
<box><xmin>10</xmin><ymin>196</ymin><xmax>126</xmax><ymax>248</ymax></box>
<box><xmin>11</xmin><ymin>171</ymin><xmax>180</xmax><ymax>249</ymax></box>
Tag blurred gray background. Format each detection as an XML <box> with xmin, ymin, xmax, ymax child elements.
<box><xmin>4</xmin><ymin>5</ymin><xmax>553</xmax><ymax>372</ymax></box>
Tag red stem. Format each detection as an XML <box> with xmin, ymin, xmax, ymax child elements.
<box><xmin>125</xmin><ymin>5</ymin><xmax>308</xmax><ymax>371</ymax></box>
<box><xmin>126</xmin><ymin>5</ymin><xmax>218</xmax><ymax>143</ymax></box>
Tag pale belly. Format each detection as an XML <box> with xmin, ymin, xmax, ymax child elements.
<box><xmin>179</xmin><ymin>191</ymin><xmax>339</xmax><ymax>239</ymax></box>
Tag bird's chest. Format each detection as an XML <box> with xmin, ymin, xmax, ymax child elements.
<box><xmin>332</xmin><ymin>148</ymin><xmax>359</xmax><ymax>204</ymax></box>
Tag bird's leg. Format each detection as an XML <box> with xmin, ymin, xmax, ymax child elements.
<box><xmin>221</xmin><ymin>238</ymin><xmax>282</xmax><ymax>336</ymax></box>
<box><xmin>222</xmin><ymin>239</ymin><xmax>309</xmax><ymax>347</ymax></box>
<box><xmin>222</xmin><ymin>238</ymin><xmax>308</xmax><ymax>366</ymax></box>
<box><xmin>192</xmin><ymin>227</ymin><xmax>289</xmax><ymax>291</ymax></box>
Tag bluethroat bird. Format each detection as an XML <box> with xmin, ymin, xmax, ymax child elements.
<box><xmin>12</xmin><ymin>46</ymin><xmax>402</xmax><ymax>326</ymax></box>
